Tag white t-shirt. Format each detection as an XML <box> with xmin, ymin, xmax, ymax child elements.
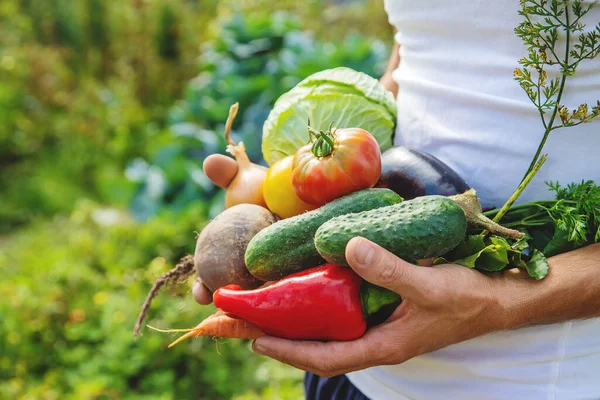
<box><xmin>347</xmin><ymin>1</ymin><xmax>600</xmax><ymax>399</ymax></box>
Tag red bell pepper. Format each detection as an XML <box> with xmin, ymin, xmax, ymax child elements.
<box><xmin>213</xmin><ymin>264</ymin><xmax>400</xmax><ymax>341</ymax></box>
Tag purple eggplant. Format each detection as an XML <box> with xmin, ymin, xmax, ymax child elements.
<box><xmin>376</xmin><ymin>147</ymin><xmax>470</xmax><ymax>199</ymax></box>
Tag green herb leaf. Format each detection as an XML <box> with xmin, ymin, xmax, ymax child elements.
<box><xmin>448</xmin><ymin>235</ymin><xmax>486</xmax><ymax>258</ymax></box>
<box><xmin>525</xmin><ymin>249</ymin><xmax>549</xmax><ymax>280</ymax></box>
<box><xmin>435</xmin><ymin>234</ymin><xmax>551</xmax><ymax>279</ymax></box>
<box><xmin>434</xmin><ymin>235</ymin><xmax>486</xmax><ymax>268</ymax></box>
<box><xmin>508</xmin><ymin>248</ymin><xmax>528</xmax><ymax>269</ymax></box>
<box><xmin>476</xmin><ymin>242</ymin><xmax>510</xmax><ymax>271</ymax></box>
<box><xmin>435</xmin><ymin>235</ymin><xmax>513</xmax><ymax>271</ymax></box>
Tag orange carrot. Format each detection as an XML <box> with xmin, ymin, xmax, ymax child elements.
<box><xmin>147</xmin><ymin>311</ymin><xmax>264</xmax><ymax>347</ymax></box>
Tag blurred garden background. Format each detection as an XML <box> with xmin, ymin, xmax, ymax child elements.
<box><xmin>0</xmin><ymin>0</ymin><xmax>393</xmax><ymax>398</ymax></box>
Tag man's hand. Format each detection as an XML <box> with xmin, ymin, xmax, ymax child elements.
<box><xmin>193</xmin><ymin>234</ymin><xmax>600</xmax><ymax>378</ymax></box>
<box><xmin>251</xmin><ymin>237</ymin><xmax>506</xmax><ymax>377</ymax></box>
<box><xmin>192</xmin><ymin>277</ymin><xmax>213</xmax><ymax>305</ymax></box>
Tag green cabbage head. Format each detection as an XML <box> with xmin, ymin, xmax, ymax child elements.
<box><xmin>262</xmin><ymin>67</ymin><xmax>397</xmax><ymax>165</ymax></box>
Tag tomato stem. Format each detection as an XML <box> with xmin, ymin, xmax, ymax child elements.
<box><xmin>308</xmin><ymin>123</ymin><xmax>336</xmax><ymax>157</ymax></box>
<box><xmin>311</xmin><ymin>137</ymin><xmax>320</xmax><ymax>155</ymax></box>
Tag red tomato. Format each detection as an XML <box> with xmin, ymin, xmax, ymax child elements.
<box><xmin>292</xmin><ymin>127</ymin><xmax>382</xmax><ymax>205</ymax></box>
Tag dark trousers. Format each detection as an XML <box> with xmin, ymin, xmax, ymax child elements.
<box><xmin>304</xmin><ymin>372</ymin><xmax>371</xmax><ymax>400</ymax></box>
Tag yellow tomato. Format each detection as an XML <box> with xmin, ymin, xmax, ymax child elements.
<box><xmin>263</xmin><ymin>155</ymin><xmax>318</xmax><ymax>218</ymax></box>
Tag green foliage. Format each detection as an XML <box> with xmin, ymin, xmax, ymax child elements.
<box><xmin>0</xmin><ymin>0</ymin><xmax>393</xmax><ymax>397</ymax></box>
<box><xmin>0</xmin><ymin>0</ymin><xmax>392</xmax><ymax>227</ymax></box>
<box><xmin>435</xmin><ymin>234</ymin><xmax>550</xmax><ymax>280</ymax></box>
<box><xmin>492</xmin><ymin>1</ymin><xmax>600</xmax><ymax>243</ymax></box>
<box><xmin>460</xmin><ymin>180</ymin><xmax>600</xmax><ymax>277</ymax></box>
<box><xmin>549</xmin><ymin>180</ymin><xmax>600</xmax><ymax>240</ymax></box>
<box><xmin>0</xmin><ymin>0</ymin><xmax>217</xmax><ymax>232</ymax></box>
<box><xmin>156</xmin><ymin>3</ymin><xmax>181</xmax><ymax>61</ymax></box>
<box><xmin>215</xmin><ymin>0</ymin><xmax>393</xmax><ymax>43</ymax></box>
<box><xmin>129</xmin><ymin>11</ymin><xmax>390</xmax><ymax>219</ymax></box>
<box><xmin>512</xmin><ymin>0</ymin><xmax>600</xmax><ymax>180</ymax></box>
<box><xmin>0</xmin><ymin>202</ymin><xmax>303</xmax><ymax>399</ymax></box>
<box><xmin>524</xmin><ymin>180</ymin><xmax>600</xmax><ymax>254</ymax></box>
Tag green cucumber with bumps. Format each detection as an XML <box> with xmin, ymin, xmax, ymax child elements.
<box><xmin>315</xmin><ymin>195</ymin><xmax>468</xmax><ymax>265</ymax></box>
<box><xmin>314</xmin><ymin>189</ymin><xmax>525</xmax><ymax>265</ymax></box>
<box><xmin>245</xmin><ymin>188</ymin><xmax>402</xmax><ymax>280</ymax></box>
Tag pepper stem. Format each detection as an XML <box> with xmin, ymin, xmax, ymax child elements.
<box><xmin>360</xmin><ymin>281</ymin><xmax>401</xmax><ymax>317</ymax></box>
<box><xmin>450</xmin><ymin>189</ymin><xmax>525</xmax><ymax>240</ymax></box>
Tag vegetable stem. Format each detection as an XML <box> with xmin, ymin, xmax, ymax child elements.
<box><xmin>360</xmin><ymin>282</ymin><xmax>401</xmax><ymax>317</ymax></box>
<box><xmin>483</xmin><ymin>199</ymin><xmax>570</xmax><ymax>218</ymax></box>
<box><xmin>520</xmin><ymin>6</ymin><xmax>571</xmax><ymax>183</ymax></box>
<box><xmin>308</xmin><ymin>123</ymin><xmax>336</xmax><ymax>157</ymax></box>
<box><xmin>224</xmin><ymin>103</ymin><xmax>239</xmax><ymax>147</ymax></box>
<box><xmin>492</xmin><ymin>155</ymin><xmax>547</xmax><ymax>224</ymax></box>
<box><xmin>503</xmin><ymin>220</ymin><xmax>551</xmax><ymax>228</ymax></box>
<box><xmin>451</xmin><ymin>190</ymin><xmax>525</xmax><ymax>239</ymax></box>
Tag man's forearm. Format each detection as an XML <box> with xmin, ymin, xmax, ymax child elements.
<box><xmin>380</xmin><ymin>42</ymin><xmax>400</xmax><ymax>97</ymax></box>
<box><xmin>495</xmin><ymin>243</ymin><xmax>600</xmax><ymax>330</ymax></box>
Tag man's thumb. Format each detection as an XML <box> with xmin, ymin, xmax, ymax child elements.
<box><xmin>345</xmin><ymin>237</ymin><xmax>425</xmax><ymax>298</ymax></box>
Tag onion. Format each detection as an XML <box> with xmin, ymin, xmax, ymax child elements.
<box><xmin>223</xmin><ymin>103</ymin><xmax>268</xmax><ymax>208</ymax></box>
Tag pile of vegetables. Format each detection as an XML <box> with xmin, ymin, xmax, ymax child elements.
<box><xmin>262</xmin><ymin>67</ymin><xmax>396</xmax><ymax>165</ymax></box>
<box><xmin>133</xmin><ymin>66</ymin><xmax>599</xmax><ymax>345</ymax></box>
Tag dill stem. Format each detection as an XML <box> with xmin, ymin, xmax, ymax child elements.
<box><xmin>520</xmin><ymin>6</ymin><xmax>571</xmax><ymax>183</ymax></box>
<box><xmin>493</xmin><ymin>155</ymin><xmax>548</xmax><ymax>224</ymax></box>
<box><xmin>504</xmin><ymin>220</ymin><xmax>550</xmax><ymax>228</ymax></box>
<box><xmin>483</xmin><ymin>200</ymin><xmax>555</xmax><ymax>217</ymax></box>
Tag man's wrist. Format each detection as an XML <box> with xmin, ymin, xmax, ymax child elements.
<box><xmin>487</xmin><ymin>269</ymin><xmax>550</xmax><ymax>332</ymax></box>
<box><xmin>486</xmin><ymin>244</ymin><xmax>600</xmax><ymax>333</ymax></box>
<box><xmin>483</xmin><ymin>270</ymin><xmax>528</xmax><ymax>332</ymax></box>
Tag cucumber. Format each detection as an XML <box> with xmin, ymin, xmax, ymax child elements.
<box><xmin>315</xmin><ymin>195</ymin><xmax>467</xmax><ymax>265</ymax></box>
<box><xmin>245</xmin><ymin>188</ymin><xmax>402</xmax><ymax>280</ymax></box>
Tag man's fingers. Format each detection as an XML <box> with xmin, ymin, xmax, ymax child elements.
<box><xmin>345</xmin><ymin>237</ymin><xmax>429</xmax><ymax>298</ymax></box>
<box><xmin>192</xmin><ymin>278</ymin><xmax>213</xmax><ymax>305</ymax></box>
<box><xmin>252</xmin><ymin>329</ymin><xmax>392</xmax><ymax>377</ymax></box>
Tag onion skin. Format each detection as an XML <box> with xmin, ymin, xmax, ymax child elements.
<box><xmin>221</xmin><ymin>103</ymin><xmax>268</xmax><ymax>209</ymax></box>
<box><xmin>224</xmin><ymin>142</ymin><xmax>268</xmax><ymax>208</ymax></box>
<box><xmin>376</xmin><ymin>147</ymin><xmax>470</xmax><ymax>199</ymax></box>
<box><xmin>203</xmin><ymin>154</ymin><xmax>238</xmax><ymax>189</ymax></box>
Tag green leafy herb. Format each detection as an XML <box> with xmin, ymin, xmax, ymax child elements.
<box><xmin>434</xmin><ymin>235</ymin><xmax>488</xmax><ymax>268</ymax></box>
<box><xmin>514</xmin><ymin>0</ymin><xmax>600</xmax><ymax>181</ymax></box>
<box><xmin>483</xmin><ymin>180</ymin><xmax>600</xmax><ymax>257</ymax></box>
<box><xmin>491</xmin><ymin>0</ymin><xmax>600</xmax><ymax>225</ymax></box>
<box><xmin>435</xmin><ymin>234</ymin><xmax>549</xmax><ymax>279</ymax></box>
<box><xmin>441</xmin><ymin>179</ymin><xmax>598</xmax><ymax>279</ymax></box>
<box><xmin>449</xmin><ymin>3</ymin><xmax>600</xmax><ymax>279</ymax></box>
<box><xmin>549</xmin><ymin>180</ymin><xmax>600</xmax><ymax>241</ymax></box>
<box><xmin>526</xmin><ymin>250</ymin><xmax>550</xmax><ymax>280</ymax></box>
